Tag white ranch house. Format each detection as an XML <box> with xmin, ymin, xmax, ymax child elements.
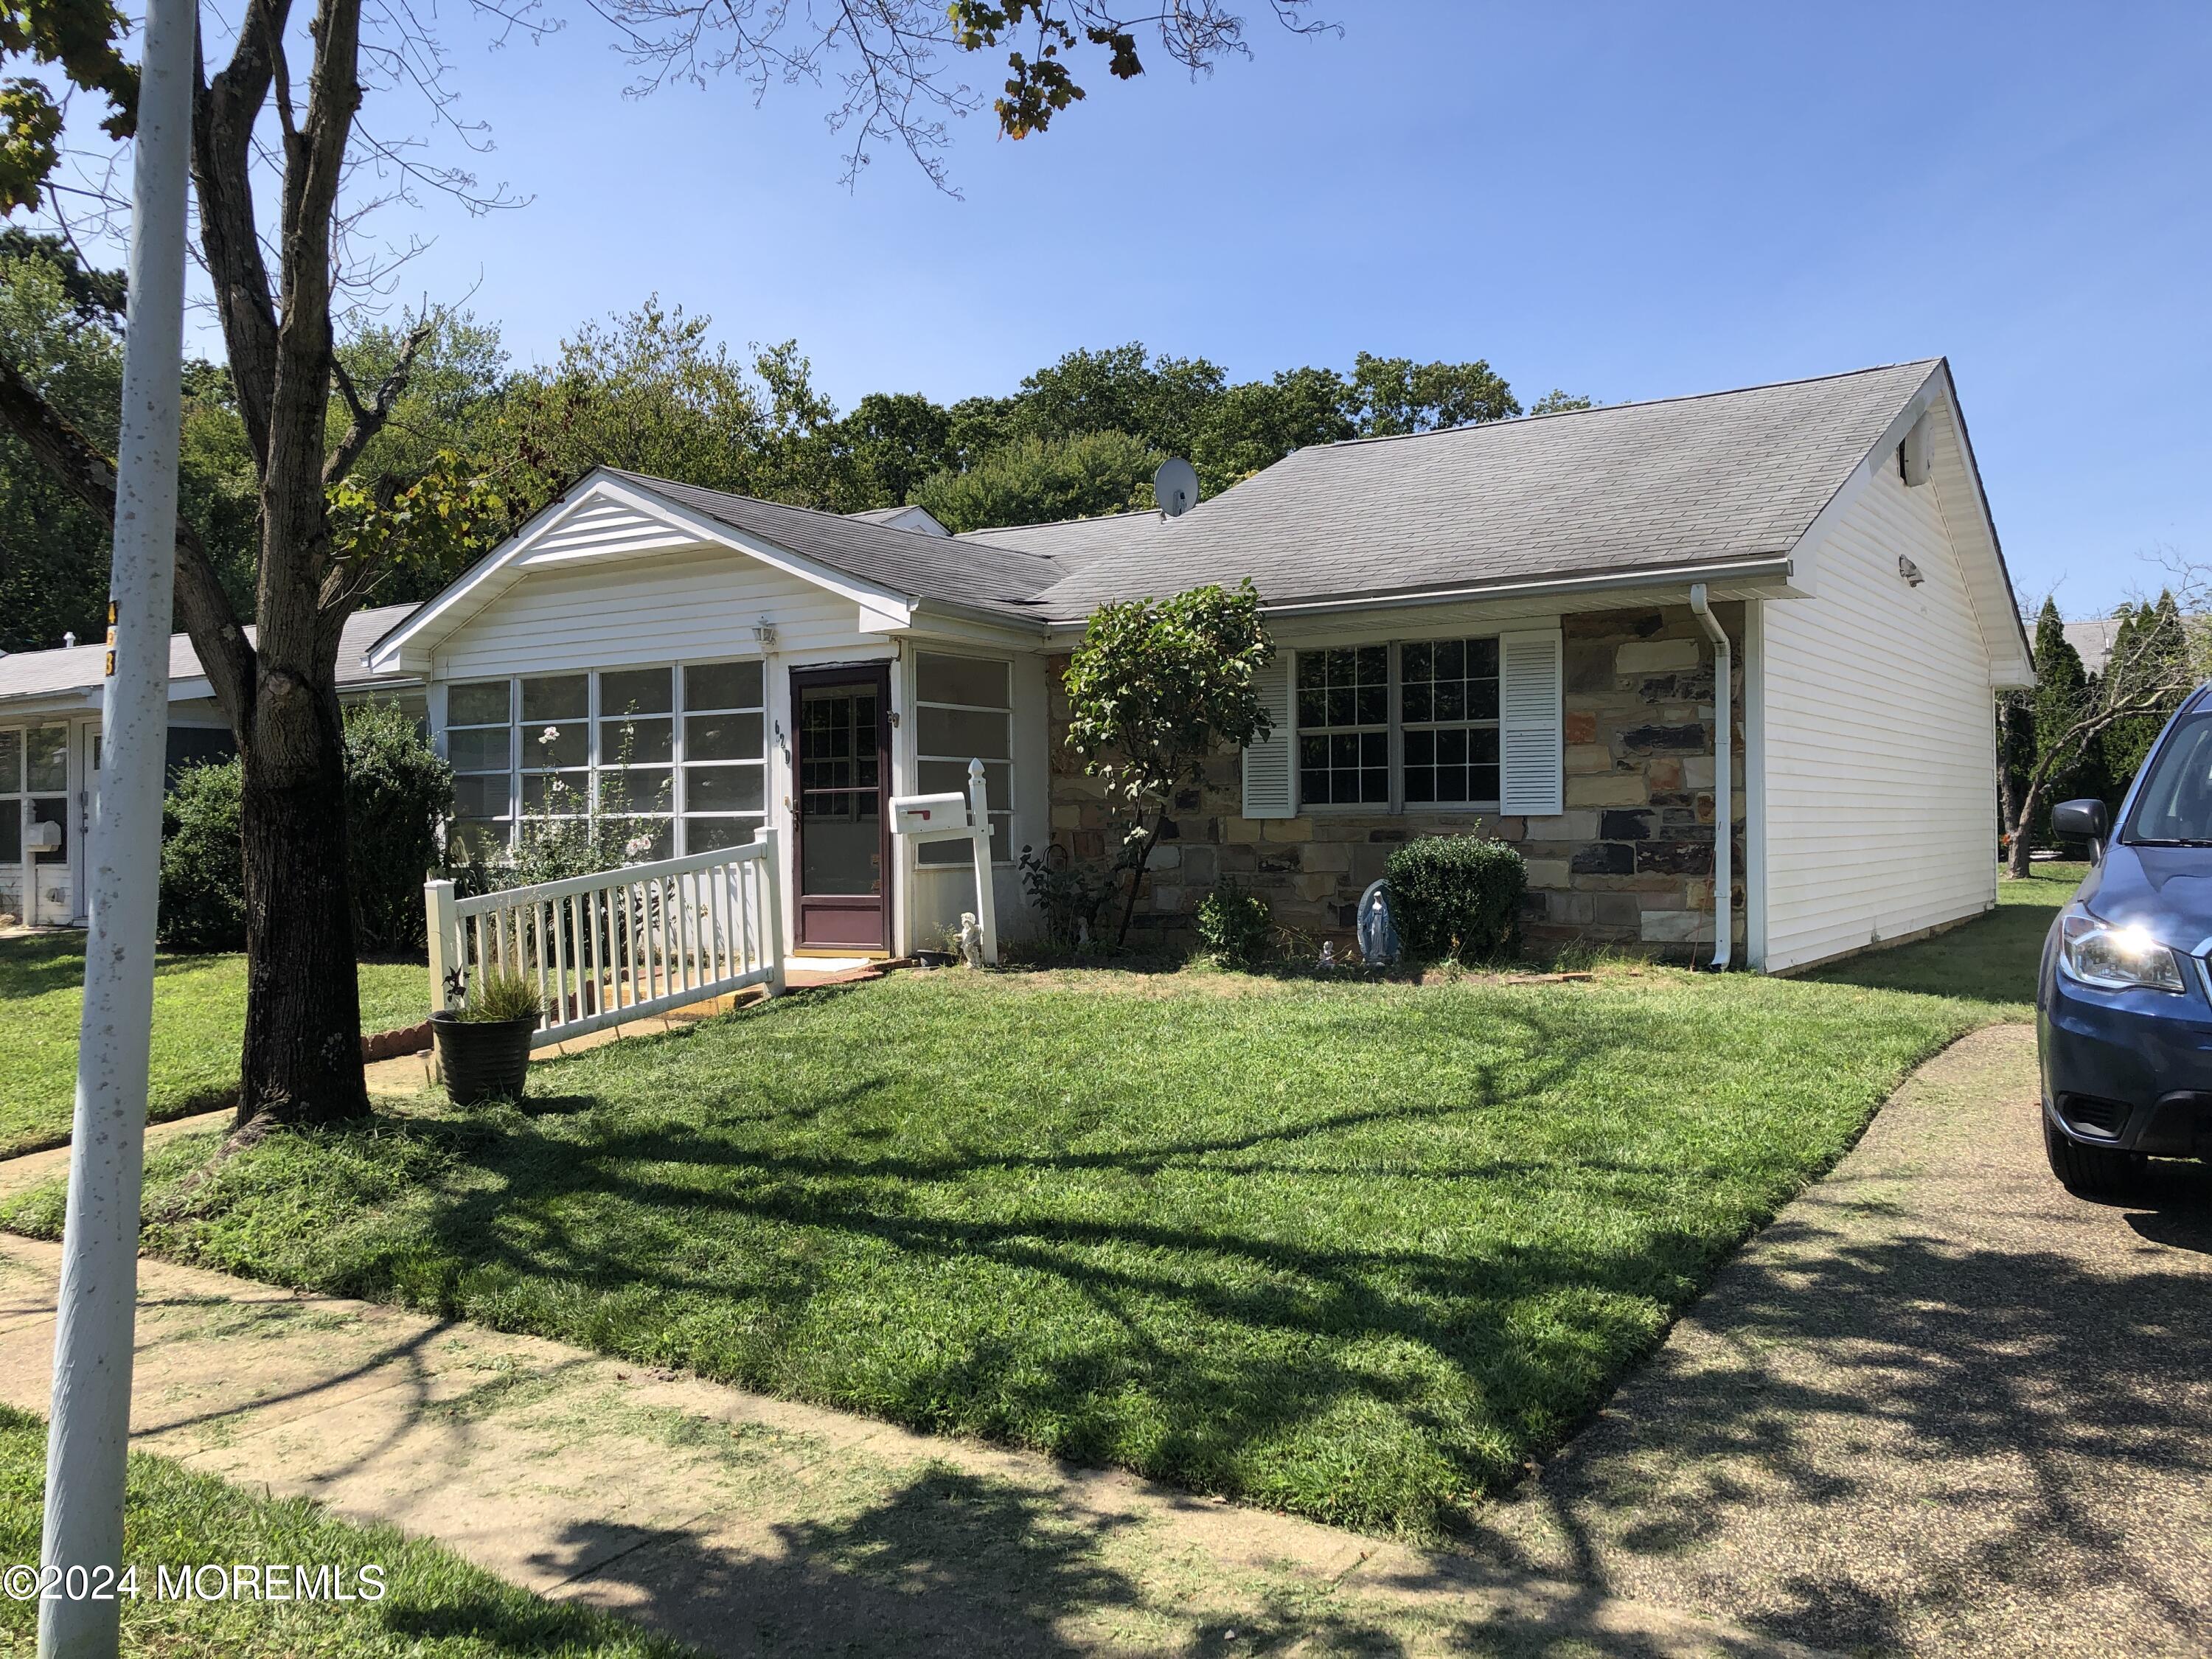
<box><xmin>1</xmin><ymin>359</ymin><xmax>2031</xmax><ymax>970</ymax></box>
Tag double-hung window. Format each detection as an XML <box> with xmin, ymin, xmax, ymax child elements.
<box><xmin>1400</xmin><ymin>638</ymin><xmax>1501</xmax><ymax>807</ymax></box>
<box><xmin>914</xmin><ymin>653</ymin><xmax>1013</xmax><ymax>863</ymax></box>
<box><xmin>1295</xmin><ymin>646</ymin><xmax>1389</xmax><ymax>806</ymax></box>
<box><xmin>1292</xmin><ymin>636</ymin><xmax>1507</xmax><ymax>812</ymax></box>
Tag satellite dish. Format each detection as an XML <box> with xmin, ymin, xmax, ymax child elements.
<box><xmin>1153</xmin><ymin>457</ymin><xmax>1199</xmax><ymax>518</ymax></box>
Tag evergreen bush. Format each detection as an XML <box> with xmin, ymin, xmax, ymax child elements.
<box><xmin>1385</xmin><ymin>835</ymin><xmax>1526</xmax><ymax>964</ymax></box>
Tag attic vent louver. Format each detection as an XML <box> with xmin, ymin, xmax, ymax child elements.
<box><xmin>1898</xmin><ymin>413</ymin><xmax>1931</xmax><ymax>487</ymax></box>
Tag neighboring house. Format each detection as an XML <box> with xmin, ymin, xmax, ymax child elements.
<box><xmin>356</xmin><ymin>357</ymin><xmax>2030</xmax><ymax>973</ymax></box>
<box><xmin>0</xmin><ymin>605</ymin><xmax>419</xmax><ymax>924</ymax></box>
<box><xmin>2062</xmin><ymin>616</ymin><xmax>2120</xmax><ymax>678</ymax></box>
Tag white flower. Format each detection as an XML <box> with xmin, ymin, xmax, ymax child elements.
<box><xmin>538</xmin><ymin>726</ymin><xmax>560</xmax><ymax>746</ymax></box>
<box><xmin>624</xmin><ymin>835</ymin><xmax>653</xmax><ymax>858</ymax></box>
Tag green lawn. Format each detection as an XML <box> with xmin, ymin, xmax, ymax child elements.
<box><xmin>3</xmin><ymin>954</ymin><xmax>2015</xmax><ymax>1541</ymax></box>
<box><xmin>0</xmin><ymin>935</ymin><xmax>427</xmax><ymax>1159</ymax></box>
<box><xmin>0</xmin><ymin>1402</ymin><xmax>682</xmax><ymax>1658</ymax></box>
<box><xmin>1801</xmin><ymin>860</ymin><xmax>2085</xmax><ymax>1011</ymax></box>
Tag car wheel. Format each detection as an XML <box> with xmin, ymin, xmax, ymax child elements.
<box><xmin>2044</xmin><ymin>1115</ymin><xmax>2143</xmax><ymax>1198</ymax></box>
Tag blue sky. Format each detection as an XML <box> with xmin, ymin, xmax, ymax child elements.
<box><xmin>312</xmin><ymin>1</ymin><xmax>2208</xmax><ymax>617</ymax></box>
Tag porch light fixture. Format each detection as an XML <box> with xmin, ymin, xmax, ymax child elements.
<box><xmin>1897</xmin><ymin>555</ymin><xmax>1924</xmax><ymax>588</ymax></box>
<box><xmin>754</xmin><ymin>616</ymin><xmax>778</xmax><ymax>648</ymax></box>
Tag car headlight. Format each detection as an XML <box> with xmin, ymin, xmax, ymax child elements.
<box><xmin>2060</xmin><ymin>908</ymin><xmax>2188</xmax><ymax>992</ymax></box>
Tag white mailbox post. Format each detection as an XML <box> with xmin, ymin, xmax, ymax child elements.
<box><xmin>890</xmin><ymin>758</ymin><xmax>998</xmax><ymax>966</ymax></box>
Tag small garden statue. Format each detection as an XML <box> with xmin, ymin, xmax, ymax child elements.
<box><xmin>1356</xmin><ymin>878</ymin><xmax>1401</xmax><ymax>967</ymax></box>
<box><xmin>959</xmin><ymin>911</ymin><xmax>986</xmax><ymax>969</ymax></box>
<box><xmin>1317</xmin><ymin>940</ymin><xmax>1336</xmax><ymax>971</ymax></box>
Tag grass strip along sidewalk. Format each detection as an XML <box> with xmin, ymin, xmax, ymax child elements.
<box><xmin>0</xmin><ymin>866</ymin><xmax>2081</xmax><ymax>1544</ymax></box>
<box><xmin>0</xmin><ymin>935</ymin><xmax>425</xmax><ymax>1159</ymax></box>
<box><xmin>0</xmin><ymin>1402</ymin><xmax>682</xmax><ymax>1658</ymax></box>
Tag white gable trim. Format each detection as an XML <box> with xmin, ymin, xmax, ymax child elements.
<box><xmin>1787</xmin><ymin>361</ymin><xmax>2032</xmax><ymax>689</ymax></box>
<box><xmin>366</xmin><ymin>470</ymin><xmax>915</xmax><ymax>674</ymax></box>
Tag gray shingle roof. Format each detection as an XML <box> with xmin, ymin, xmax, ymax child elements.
<box><xmin>993</xmin><ymin>360</ymin><xmax>1944</xmax><ymax>619</ymax></box>
<box><xmin>0</xmin><ymin>602</ymin><xmax>417</xmax><ymax>706</ymax></box>
<box><xmin>608</xmin><ymin>473</ymin><xmax>1063</xmax><ymax>618</ymax></box>
<box><xmin>957</xmin><ymin>510</ymin><xmax>1164</xmax><ymax>573</ymax></box>
<box><xmin>2062</xmin><ymin>617</ymin><xmax>2120</xmax><ymax>678</ymax></box>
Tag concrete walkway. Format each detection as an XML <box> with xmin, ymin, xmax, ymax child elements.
<box><xmin>0</xmin><ymin>1237</ymin><xmax>1806</xmax><ymax>1659</ymax></box>
<box><xmin>1471</xmin><ymin>1024</ymin><xmax>2212</xmax><ymax>1658</ymax></box>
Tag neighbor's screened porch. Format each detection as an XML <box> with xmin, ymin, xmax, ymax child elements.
<box><xmin>442</xmin><ymin>659</ymin><xmax>768</xmax><ymax>860</ymax></box>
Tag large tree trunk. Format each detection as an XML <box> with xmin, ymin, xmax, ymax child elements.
<box><xmin>237</xmin><ymin>693</ymin><xmax>368</xmax><ymax>1125</ymax></box>
<box><xmin>2005</xmin><ymin>779</ymin><xmax>2045</xmax><ymax>880</ymax></box>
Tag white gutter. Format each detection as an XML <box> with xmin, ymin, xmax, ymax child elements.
<box><xmin>1689</xmin><ymin>582</ymin><xmax>1732</xmax><ymax>970</ymax></box>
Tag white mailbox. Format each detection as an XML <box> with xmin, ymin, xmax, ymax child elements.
<box><xmin>890</xmin><ymin>792</ymin><xmax>970</xmax><ymax>844</ymax></box>
<box><xmin>24</xmin><ymin>819</ymin><xmax>62</xmax><ymax>852</ymax></box>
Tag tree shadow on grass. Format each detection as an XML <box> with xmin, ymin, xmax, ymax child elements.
<box><xmin>235</xmin><ymin>993</ymin><xmax>1879</xmax><ymax>1539</ymax></box>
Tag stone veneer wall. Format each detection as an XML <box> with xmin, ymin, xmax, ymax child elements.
<box><xmin>1042</xmin><ymin>602</ymin><xmax>1746</xmax><ymax>958</ymax></box>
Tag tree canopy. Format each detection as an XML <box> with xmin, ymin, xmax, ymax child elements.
<box><xmin>0</xmin><ymin>291</ymin><xmax>1598</xmax><ymax>644</ymax></box>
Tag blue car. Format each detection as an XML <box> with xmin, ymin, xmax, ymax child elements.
<box><xmin>2038</xmin><ymin>687</ymin><xmax>2212</xmax><ymax>1196</ymax></box>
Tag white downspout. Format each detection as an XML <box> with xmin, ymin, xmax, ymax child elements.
<box><xmin>1688</xmin><ymin>584</ymin><xmax>1733</xmax><ymax>970</ymax></box>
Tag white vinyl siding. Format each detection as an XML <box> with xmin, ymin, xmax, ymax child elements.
<box><xmin>434</xmin><ymin>545</ymin><xmax>859</xmax><ymax>681</ymax></box>
<box><xmin>1759</xmin><ymin>455</ymin><xmax>1997</xmax><ymax>970</ymax></box>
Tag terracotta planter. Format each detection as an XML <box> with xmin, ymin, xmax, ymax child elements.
<box><xmin>430</xmin><ymin>1011</ymin><xmax>537</xmax><ymax>1105</ymax></box>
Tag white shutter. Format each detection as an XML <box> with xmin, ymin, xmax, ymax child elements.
<box><xmin>1499</xmin><ymin>628</ymin><xmax>1563</xmax><ymax>817</ymax></box>
<box><xmin>1241</xmin><ymin>652</ymin><xmax>1295</xmax><ymax>819</ymax></box>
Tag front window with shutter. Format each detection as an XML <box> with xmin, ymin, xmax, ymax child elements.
<box><xmin>1273</xmin><ymin>630</ymin><xmax>1562</xmax><ymax>818</ymax></box>
<box><xmin>1295</xmin><ymin>647</ymin><xmax>1389</xmax><ymax>805</ymax></box>
<box><xmin>1400</xmin><ymin>638</ymin><xmax>1501</xmax><ymax>807</ymax></box>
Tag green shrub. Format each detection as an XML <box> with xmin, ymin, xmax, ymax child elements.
<box><xmin>158</xmin><ymin>759</ymin><xmax>247</xmax><ymax>950</ymax></box>
<box><xmin>1017</xmin><ymin>843</ymin><xmax>1123</xmax><ymax>953</ymax></box>
<box><xmin>1385</xmin><ymin>834</ymin><xmax>1526</xmax><ymax>964</ymax></box>
<box><xmin>1193</xmin><ymin>879</ymin><xmax>1273</xmax><ymax>969</ymax></box>
<box><xmin>344</xmin><ymin>700</ymin><xmax>454</xmax><ymax>953</ymax></box>
<box><xmin>460</xmin><ymin>967</ymin><xmax>542</xmax><ymax>1023</ymax></box>
<box><xmin>156</xmin><ymin>703</ymin><xmax>452</xmax><ymax>954</ymax></box>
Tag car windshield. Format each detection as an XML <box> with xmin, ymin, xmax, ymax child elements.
<box><xmin>2124</xmin><ymin>712</ymin><xmax>2212</xmax><ymax>844</ymax></box>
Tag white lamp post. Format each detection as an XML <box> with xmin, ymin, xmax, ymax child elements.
<box><xmin>38</xmin><ymin>0</ymin><xmax>196</xmax><ymax>1647</ymax></box>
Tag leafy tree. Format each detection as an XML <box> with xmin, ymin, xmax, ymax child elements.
<box><xmin>1009</xmin><ymin>341</ymin><xmax>1228</xmax><ymax>459</ymax></box>
<box><xmin>1351</xmin><ymin>350</ymin><xmax>1519</xmax><ymax>435</ymax></box>
<box><xmin>0</xmin><ymin>0</ymin><xmax>1317</xmax><ymax>1127</ymax></box>
<box><xmin>911</xmin><ymin>429</ymin><xmax>1161</xmax><ymax>532</ymax></box>
<box><xmin>2100</xmin><ymin>591</ymin><xmax>2189</xmax><ymax>795</ymax></box>
<box><xmin>491</xmin><ymin>299</ymin><xmax>767</xmax><ymax>514</ymax></box>
<box><xmin>2006</xmin><ymin>593</ymin><xmax>2205</xmax><ymax>878</ymax></box>
<box><xmin>1062</xmin><ymin>581</ymin><xmax>1274</xmax><ymax>945</ymax></box>
<box><xmin>832</xmin><ymin>391</ymin><xmax>956</xmax><ymax>510</ymax></box>
<box><xmin>0</xmin><ymin>250</ymin><xmax>122</xmax><ymax>648</ymax></box>
<box><xmin>1526</xmin><ymin>389</ymin><xmax>1597</xmax><ymax>415</ymax></box>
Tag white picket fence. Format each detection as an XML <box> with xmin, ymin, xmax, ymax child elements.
<box><xmin>425</xmin><ymin>829</ymin><xmax>787</xmax><ymax>1049</ymax></box>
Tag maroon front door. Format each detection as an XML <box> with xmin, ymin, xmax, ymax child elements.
<box><xmin>791</xmin><ymin>665</ymin><xmax>893</xmax><ymax>950</ymax></box>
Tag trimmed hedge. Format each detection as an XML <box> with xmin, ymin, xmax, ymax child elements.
<box><xmin>1385</xmin><ymin>835</ymin><xmax>1526</xmax><ymax>964</ymax></box>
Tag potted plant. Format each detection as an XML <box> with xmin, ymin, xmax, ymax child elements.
<box><xmin>431</xmin><ymin>968</ymin><xmax>543</xmax><ymax>1105</ymax></box>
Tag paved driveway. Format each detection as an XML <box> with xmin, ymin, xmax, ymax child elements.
<box><xmin>1473</xmin><ymin>1023</ymin><xmax>2212</xmax><ymax>1658</ymax></box>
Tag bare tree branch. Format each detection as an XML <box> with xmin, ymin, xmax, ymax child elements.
<box><xmin>324</xmin><ymin>313</ymin><xmax>433</xmax><ymax>484</ymax></box>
